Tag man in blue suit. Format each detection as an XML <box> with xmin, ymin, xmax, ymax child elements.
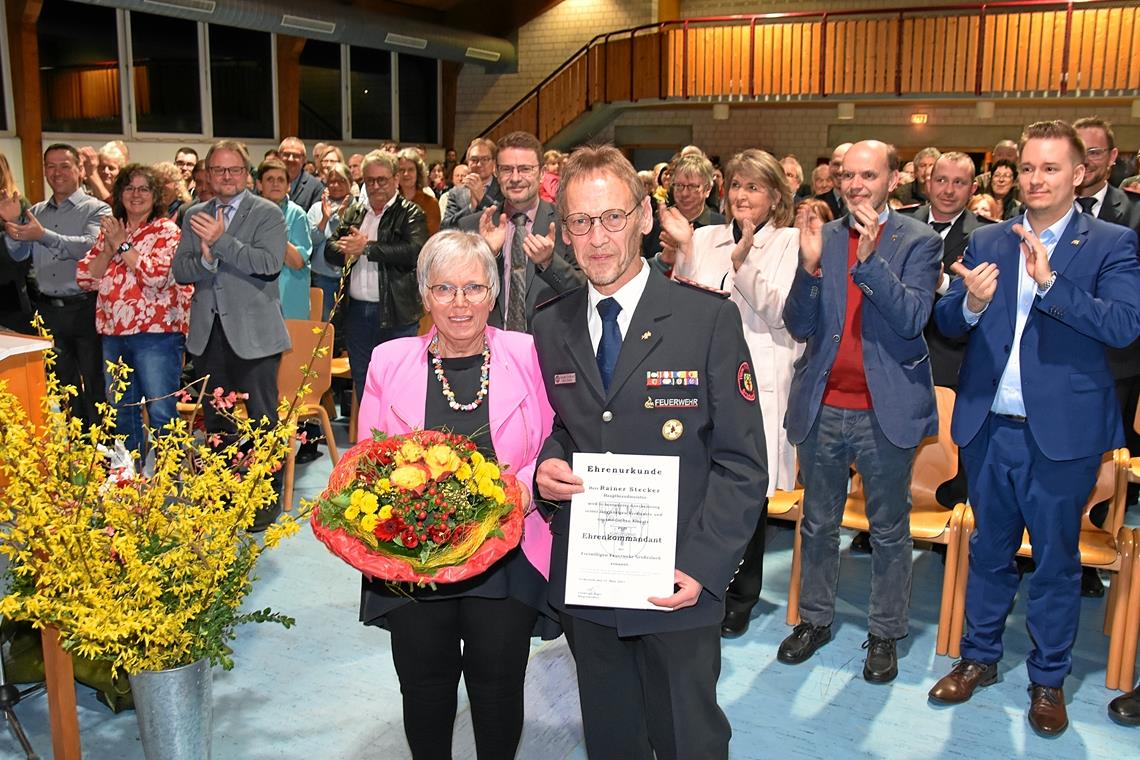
<box><xmin>781</xmin><ymin>140</ymin><xmax>942</xmax><ymax>682</ymax></box>
<box><xmin>929</xmin><ymin>121</ymin><xmax>1140</xmax><ymax>737</ymax></box>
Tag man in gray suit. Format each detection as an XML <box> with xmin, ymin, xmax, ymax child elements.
<box><xmin>457</xmin><ymin>131</ymin><xmax>583</xmax><ymax>331</ymax></box>
<box><xmin>279</xmin><ymin>136</ymin><xmax>325</xmax><ymax>213</ymax></box>
<box><xmin>173</xmin><ymin>140</ymin><xmax>290</xmax><ymax>529</ymax></box>
<box><xmin>441</xmin><ymin>137</ymin><xmax>501</xmax><ymax>229</ymax></box>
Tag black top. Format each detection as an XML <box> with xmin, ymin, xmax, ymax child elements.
<box><xmin>359</xmin><ymin>351</ymin><xmax>558</xmax><ymax>639</ymax></box>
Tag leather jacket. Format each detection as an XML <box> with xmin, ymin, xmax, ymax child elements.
<box><xmin>326</xmin><ymin>195</ymin><xmax>427</xmax><ymax>328</ymax></box>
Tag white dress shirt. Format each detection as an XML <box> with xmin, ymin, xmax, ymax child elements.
<box><xmin>348</xmin><ymin>192</ymin><xmax>399</xmax><ymax>303</ymax></box>
<box><xmin>587</xmin><ymin>257</ymin><xmax>650</xmax><ymax>352</ymax></box>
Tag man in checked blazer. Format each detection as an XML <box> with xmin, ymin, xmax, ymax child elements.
<box><xmin>173</xmin><ymin>140</ymin><xmax>290</xmax><ymax>527</ymax></box>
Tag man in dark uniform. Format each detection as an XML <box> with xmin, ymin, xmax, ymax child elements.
<box><xmin>532</xmin><ymin>145</ymin><xmax>768</xmax><ymax>760</ymax></box>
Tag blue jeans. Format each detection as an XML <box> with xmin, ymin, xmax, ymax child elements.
<box><xmin>797</xmin><ymin>405</ymin><xmax>917</xmax><ymax>639</ymax></box>
<box><xmin>102</xmin><ymin>332</ymin><xmax>186</xmax><ymax>456</ymax></box>
<box><xmin>347</xmin><ymin>299</ymin><xmax>418</xmax><ymax>405</ymax></box>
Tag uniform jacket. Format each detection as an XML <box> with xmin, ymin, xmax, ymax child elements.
<box><xmin>326</xmin><ymin>195</ymin><xmax>427</xmax><ymax>328</ymax></box>
<box><xmin>934</xmin><ymin>212</ymin><xmax>1140</xmax><ymax>461</ymax></box>
<box><xmin>783</xmin><ymin>210</ymin><xmax>942</xmax><ymax>449</ymax></box>
<box><xmin>672</xmin><ymin>221</ymin><xmax>802</xmax><ymax>493</ymax></box>
<box><xmin>456</xmin><ymin>199</ymin><xmax>584</xmax><ymax>330</ymax></box>
<box><xmin>172</xmin><ymin>193</ymin><xmax>290</xmax><ymax>360</ymax></box>
<box><xmin>906</xmin><ymin>205</ymin><xmax>994</xmax><ymax>387</ymax></box>
<box><xmin>356</xmin><ymin>326</ymin><xmax>556</xmax><ymax>578</ymax></box>
<box><xmin>532</xmin><ymin>267</ymin><xmax>769</xmax><ymax>636</ymax></box>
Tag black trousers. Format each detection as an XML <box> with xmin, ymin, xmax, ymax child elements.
<box><xmin>37</xmin><ymin>296</ymin><xmax>102</xmax><ymax>427</ymax></box>
<box><xmin>561</xmin><ymin>614</ymin><xmax>729</xmax><ymax>760</ymax></box>
<box><xmin>725</xmin><ymin>497</ymin><xmax>768</xmax><ymax>615</ymax></box>
<box><xmin>386</xmin><ymin>596</ymin><xmax>538</xmax><ymax>760</ymax></box>
<box><xmin>195</xmin><ymin>316</ymin><xmax>281</xmax><ymax>437</ymax></box>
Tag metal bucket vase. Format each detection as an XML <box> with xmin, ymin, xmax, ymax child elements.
<box><xmin>128</xmin><ymin>658</ymin><xmax>213</xmax><ymax>760</ymax></box>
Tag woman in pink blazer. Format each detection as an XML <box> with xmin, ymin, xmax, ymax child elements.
<box><xmin>662</xmin><ymin>148</ymin><xmax>804</xmax><ymax>639</ymax></box>
<box><xmin>355</xmin><ymin>230</ymin><xmax>555</xmax><ymax>760</ymax></box>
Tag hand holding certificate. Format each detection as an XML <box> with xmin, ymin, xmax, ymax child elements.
<box><xmin>564</xmin><ymin>453</ymin><xmax>679</xmax><ymax>610</ymax></box>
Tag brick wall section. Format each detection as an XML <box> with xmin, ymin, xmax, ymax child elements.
<box><xmin>598</xmin><ymin>102</ymin><xmax>1139</xmax><ymax>170</ymax></box>
<box><xmin>453</xmin><ymin>0</ymin><xmax>657</xmax><ymax>150</ymax></box>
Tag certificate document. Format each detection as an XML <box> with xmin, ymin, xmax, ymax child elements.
<box><xmin>564</xmin><ymin>453</ymin><xmax>679</xmax><ymax>609</ymax></box>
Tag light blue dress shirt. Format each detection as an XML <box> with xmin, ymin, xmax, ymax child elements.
<box><xmin>963</xmin><ymin>205</ymin><xmax>1077</xmax><ymax>416</ymax></box>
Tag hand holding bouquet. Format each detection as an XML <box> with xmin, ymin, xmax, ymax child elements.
<box><xmin>311</xmin><ymin>430</ymin><xmax>525</xmax><ymax>584</ymax></box>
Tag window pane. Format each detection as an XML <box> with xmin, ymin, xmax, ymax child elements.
<box><xmin>299</xmin><ymin>40</ymin><xmax>342</xmax><ymax>141</ymax></box>
<box><xmin>398</xmin><ymin>53</ymin><xmax>438</xmax><ymax>145</ymax></box>
<box><xmin>38</xmin><ymin>0</ymin><xmax>121</xmax><ymax>134</ymax></box>
<box><xmin>130</xmin><ymin>12</ymin><xmax>201</xmax><ymax>134</ymax></box>
<box><xmin>349</xmin><ymin>47</ymin><xmax>391</xmax><ymax>141</ymax></box>
<box><xmin>209</xmin><ymin>24</ymin><xmax>273</xmax><ymax>138</ymax></box>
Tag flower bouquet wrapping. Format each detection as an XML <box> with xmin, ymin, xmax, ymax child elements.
<box><xmin>310</xmin><ymin>430</ymin><xmax>525</xmax><ymax>584</ymax></box>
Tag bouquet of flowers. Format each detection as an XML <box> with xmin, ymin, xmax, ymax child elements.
<box><xmin>310</xmin><ymin>430</ymin><xmax>525</xmax><ymax>584</ymax></box>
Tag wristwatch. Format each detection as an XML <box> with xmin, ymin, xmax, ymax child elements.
<box><xmin>117</xmin><ymin>241</ymin><xmax>132</xmax><ymax>254</ymax></box>
<box><xmin>1037</xmin><ymin>272</ymin><xmax>1057</xmax><ymax>294</ymax></box>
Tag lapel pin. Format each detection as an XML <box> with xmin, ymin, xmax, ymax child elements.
<box><xmin>1071</xmin><ymin>239</ymin><xmax>1081</xmax><ymax>245</ymax></box>
<box><xmin>641</xmin><ymin>331</ymin><xmax>652</xmax><ymax>341</ymax></box>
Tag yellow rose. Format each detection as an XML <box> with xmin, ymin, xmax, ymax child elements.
<box><xmin>360</xmin><ymin>514</ymin><xmax>379</xmax><ymax>532</ymax></box>
<box><xmin>390</xmin><ymin>464</ymin><xmax>429</xmax><ymax>492</ymax></box>
<box><xmin>379</xmin><ymin>504</ymin><xmax>393</xmax><ymax>520</ymax></box>
<box><xmin>455</xmin><ymin>463</ymin><xmax>472</xmax><ymax>481</ymax></box>
<box><xmin>396</xmin><ymin>440</ymin><xmax>425</xmax><ymax>465</ymax></box>
<box><xmin>424</xmin><ymin>444</ymin><xmax>462</xmax><ymax>480</ymax></box>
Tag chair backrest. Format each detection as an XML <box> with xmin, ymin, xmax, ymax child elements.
<box><xmin>309</xmin><ymin>287</ymin><xmax>324</xmax><ymax>322</ymax></box>
<box><xmin>278</xmin><ymin>319</ymin><xmax>335</xmax><ymax>409</ymax></box>
<box><xmin>910</xmin><ymin>386</ymin><xmax>958</xmax><ymax>507</ymax></box>
<box><xmin>1081</xmin><ymin>448</ymin><xmax>1129</xmax><ymax>536</ymax></box>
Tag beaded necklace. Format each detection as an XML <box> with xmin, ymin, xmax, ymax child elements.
<box><xmin>430</xmin><ymin>335</ymin><xmax>491</xmax><ymax>412</ymax></box>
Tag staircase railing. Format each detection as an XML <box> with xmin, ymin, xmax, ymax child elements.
<box><xmin>479</xmin><ymin>0</ymin><xmax>1140</xmax><ymax>143</ymax></box>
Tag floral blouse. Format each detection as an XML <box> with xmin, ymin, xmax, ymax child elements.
<box><xmin>76</xmin><ymin>217</ymin><xmax>192</xmax><ymax>336</ymax></box>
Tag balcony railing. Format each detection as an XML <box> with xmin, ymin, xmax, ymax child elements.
<box><xmin>480</xmin><ymin>0</ymin><xmax>1140</xmax><ymax>143</ymax></box>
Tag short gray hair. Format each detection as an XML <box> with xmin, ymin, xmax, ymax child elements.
<box><xmin>416</xmin><ymin>230</ymin><xmax>501</xmax><ymax>304</ymax></box>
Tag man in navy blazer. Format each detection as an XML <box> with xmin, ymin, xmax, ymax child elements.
<box><xmin>929</xmin><ymin>121</ymin><xmax>1140</xmax><ymax>737</ymax></box>
<box><xmin>781</xmin><ymin>140</ymin><xmax>942</xmax><ymax>682</ymax></box>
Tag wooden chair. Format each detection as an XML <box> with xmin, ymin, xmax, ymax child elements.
<box><xmin>767</xmin><ymin>486</ymin><xmax>805</xmax><ymax>625</ymax></box>
<box><xmin>952</xmin><ymin>448</ymin><xmax>1138</xmax><ymax>689</ymax></box>
<box><xmin>329</xmin><ymin>355</ymin><xmax>355</xmax><ymax>442</ymax></box>
<box><xmin>278</xmin><ymin>319</ymin><xmax>340</xmax><ymax>512</ymax></box>
<box><xmin>309</xmin><ymin>287</ymin><xmax>324</xmax><ymax>322</ymax></box>
<box><xmin>838</xmin><ymin>386</ymin><xmax>966</xmax><ymax>654</ymax></box>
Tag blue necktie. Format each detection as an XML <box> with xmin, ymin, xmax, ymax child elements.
<box><xmin>596</xmin><ymin>297</ymin><xmax>622</xmax><ymax>391</ymax></box>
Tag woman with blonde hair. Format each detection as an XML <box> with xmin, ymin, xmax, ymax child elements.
<box><xmin>151</xmin><ymin>161</ymin><xmax>192</xmax><ymax>220</ymax></box>
<box><xmin>396</xmin><ymin>147</ymin><xmax>441</xmax><ymax>235</ymax></box>
<box><xmin>661</xmin><ymin>147</ymin><xmax>804</xmax><ymax>638</ymax></box>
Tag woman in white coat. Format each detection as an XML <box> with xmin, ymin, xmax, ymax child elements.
<box><xmin>660</xmin><ymin>148</ymin><xmax>803</xmax><ymax>638</ymax></box>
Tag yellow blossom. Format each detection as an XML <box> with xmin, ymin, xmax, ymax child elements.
<box><xmin>395</xmin><ymin>440</ymin><xmax>425</xmax><ymax>465</ymax></box>
<box><xmin>360</xmin><ymin>514</ymin><xmax>379</xmax><ymax>532</ymax></box>
<box><xmin>350</xmin><ymin>489</ymin><xmax>379</xmax><ymax>515</ymax></box>
<box><xmin>377</xmin><ymin>478</ymin><xmax>391</xmax><ymax>492</ymax></box>
<box><xmin>455</xmin><ymin>463</ymin><xmax>472</xmax><ymax>481</ymax></box>
<box><xmin>424</xmin><ymin>444</ymin><xmax>461</xmax><ymax>480</ymax></box>
<box><xmin>379</xmin><ymin>504</ymin><xmax>393</xmax><ymax>520</ymax></box>
<box><xmin>390</xmin><ymin>465</ymin><xmax>429</xmax><ymax>491</ymax></box>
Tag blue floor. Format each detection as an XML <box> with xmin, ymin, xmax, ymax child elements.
<box><xmin>2</xmin><ymin>418</ymin><xmax>1138</xmax><ymax>759</ymax></box>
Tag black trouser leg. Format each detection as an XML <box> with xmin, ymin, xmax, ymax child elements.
<box><xmin>725</xmin><ymin>498</ymin><xmax>768</xmax><ymax>615</ymax></box>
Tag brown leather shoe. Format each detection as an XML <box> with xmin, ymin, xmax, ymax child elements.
<box><xmin>928</xmin><ymin>660</ymin><xmax>998</xmax><ymax>704</ymax></box>
<box><xmin>1028</xmin><ymin>683</ymin><xmax>1068</xmax><ymax>737</ymax></box>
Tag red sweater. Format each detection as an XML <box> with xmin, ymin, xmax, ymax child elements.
<box><xmin>822</xmin><ymin>227</ymin><xmax>881</xmax><ymax>409</ymax></box>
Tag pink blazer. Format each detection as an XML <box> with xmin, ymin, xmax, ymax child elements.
<box><xmin>356</xmin><ymin>326</ymin><xmax>556</xmax><ymax>579</ymax></box>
